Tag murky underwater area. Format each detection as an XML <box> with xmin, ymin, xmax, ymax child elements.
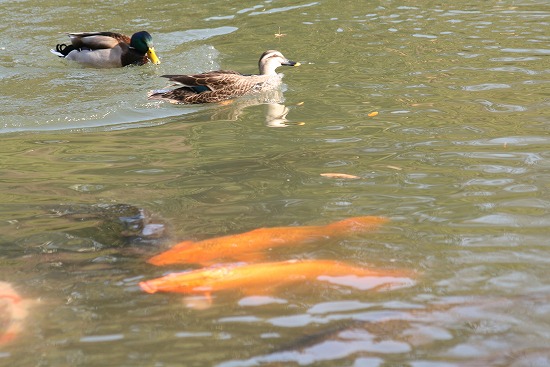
<box><xmin>1</xmin><ymin>0</ymin><xmax>550</xmax><ymax>365</ymax></box>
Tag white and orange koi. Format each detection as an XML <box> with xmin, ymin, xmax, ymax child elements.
<box><xmin>140</xmin><ymin>259</ymin><xmax>415</xmax><ymax>297</ymax></box>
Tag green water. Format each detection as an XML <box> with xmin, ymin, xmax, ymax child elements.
<box><xmin>1</xmin><ymin>0</ymin><xmax>550</xmax><ymax>365</ymax></box>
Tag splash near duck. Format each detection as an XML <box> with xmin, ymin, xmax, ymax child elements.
<box><xmin>148</xmin><ymin>50</ymin><xmax>299</xmax><ymax>104</ymax></box>
<box><xmin>147</xmin><ymin>216</ymin><xmax>389</xmax><ymax>266</ymax></box>
<box><xmin>139</xmin><ymin>259</ymin><xmax>415</xmax><ymax>297</ymax></box>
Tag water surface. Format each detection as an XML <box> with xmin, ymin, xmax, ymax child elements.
<box><xmin>1</xmin><ymin>0</ymin><xmax>550</xmax><ymax>365</ymax></box>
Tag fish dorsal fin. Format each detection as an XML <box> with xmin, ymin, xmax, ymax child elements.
<box><xmin>170</xmin><ymin>240</ymin><xmax>195</xmax><ymax>250</ymax></box>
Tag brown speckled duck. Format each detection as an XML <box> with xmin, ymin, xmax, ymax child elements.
<box><xmin>148</xmin><ymin>50</ymin><xmax>299</xmax><ymax>104</ymax></box>
<box><xmin>50</xmin><ymin>31</ymin><xmax>160</xmax><ymax>68</ymax></box>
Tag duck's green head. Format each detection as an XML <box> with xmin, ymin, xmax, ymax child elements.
<box><xmin>130</xmin><ymin>31</ymin><xmax>160</xmax><ymax>64</ymax></box>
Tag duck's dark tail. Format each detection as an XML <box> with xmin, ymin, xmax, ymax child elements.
<box><xmin>148</xmin><ymin>87</ymin><xmax>200</xmax><ymax>104</ymax></box>
<box><xmin>50</xmin><ymin>44</ymin><xmax>76</xmax><ymax>58</ymax></box>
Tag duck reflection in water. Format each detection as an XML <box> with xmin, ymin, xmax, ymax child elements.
<box><xmin>208</xmin><ymin>89</ymin><xmax>299</xmax><ymax>127</ymax></box>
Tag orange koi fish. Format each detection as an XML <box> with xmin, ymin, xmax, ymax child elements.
<box><xmin>139</xmin><ymin>259</ymin><xmax>414</xmax><ymax>297</ymax></box>
<box><xmin>0</xmin><ymin>281</ymin><xmax>29</xmax><ymax>345</ymax></box>
<box><xmin>148</xmin><ymin>216</ymin><xmax>388</xmax><ymax>266</ymax></box>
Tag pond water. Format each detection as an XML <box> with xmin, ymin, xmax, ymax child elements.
<box><xmin>1</xmin><ymin>0</ymin><xmax>550</xmax><ymax>365</ymax></box>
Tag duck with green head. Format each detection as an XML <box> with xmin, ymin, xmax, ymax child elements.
<box><xmin>148</xmin><ymin>50</ymin><xmax>299</xmax><ymax>104</ymax></box>
<box><xmin>51</xmin><ymin>31</ymin><xmax>160</xmax><ymax>68</ymax></box>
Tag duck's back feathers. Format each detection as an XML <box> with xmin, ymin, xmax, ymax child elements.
<box><xmin>68</xmin><ymin>32</ymin><xmax>130</xmax><ymax>49</ymax></box>
<box><xmin>162</xmin><ymin>70</ymin><xmax>244</xmax><ymax>89</ymax></box>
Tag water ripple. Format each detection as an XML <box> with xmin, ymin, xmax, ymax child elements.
<box><xmin>468</xmin><ymin>213</ymin><xmax>550</xmax><ymax>227</ymax></box>
<box><xmin>248</xmin><ymin>2</ymin><xmax>319</xmax><ymax>16</ymax></box>
<box><xmin>501</xmin><ymin>48</ymin><xmax>550</xmax><ymax>55</ymax></box>
<box><xmin>462</xmin><ymin>83</ymin><xmax>511</xmax><ymax>91</ymax></box>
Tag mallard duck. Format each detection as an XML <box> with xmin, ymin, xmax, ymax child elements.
<box><xmin>148</xmin><ymin>50</ymin><xmax>299</xmax><ymax>104</ymax></box>
<box><xmin>50</xmin><ymin>31</ymin><xmax>160</xmax><ymax>68</ymax></box>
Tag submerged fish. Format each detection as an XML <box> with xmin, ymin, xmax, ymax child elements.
<box><xmin>139</xmin><ymin>259</ymin><xmax>414</xmax><ymax>297</ymax></box>
<box><xmin>0</xmin><ymin>281</ymin><xmax>29</xmax><ymax>345</ymax></box>
<box><xmin>148</xmin><ymin>216</ymin><xmax>388</xmax><ymax>266</ymax></box>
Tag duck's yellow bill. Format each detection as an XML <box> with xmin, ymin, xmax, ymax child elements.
<box><xmin>147</xmin><ymin>48</ymin><xmax>160</xmax><ymax>65</ymax></box>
